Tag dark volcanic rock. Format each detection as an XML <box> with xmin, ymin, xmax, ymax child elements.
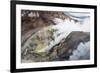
<box><xmin>47</xmin><ymin>31</ymin><xmax>90</xmax><ymax>61</ymax></box>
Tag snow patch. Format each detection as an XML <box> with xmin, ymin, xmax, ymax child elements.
<box><xmin>69</xmin><ymin>42</ymin><xmax>90</xmax><ymax>60</ymax></box>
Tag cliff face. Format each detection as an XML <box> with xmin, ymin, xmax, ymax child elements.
<box><xmin>21</xmin><ymin>10</ymin><xmax>90</xmax><ymax>63</ymax></box>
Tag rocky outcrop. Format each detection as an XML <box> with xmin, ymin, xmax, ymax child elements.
<box><xmin>48</xmin><ymin>31</ymin><xmax>90</xmax><ymax>61</ymax></box>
